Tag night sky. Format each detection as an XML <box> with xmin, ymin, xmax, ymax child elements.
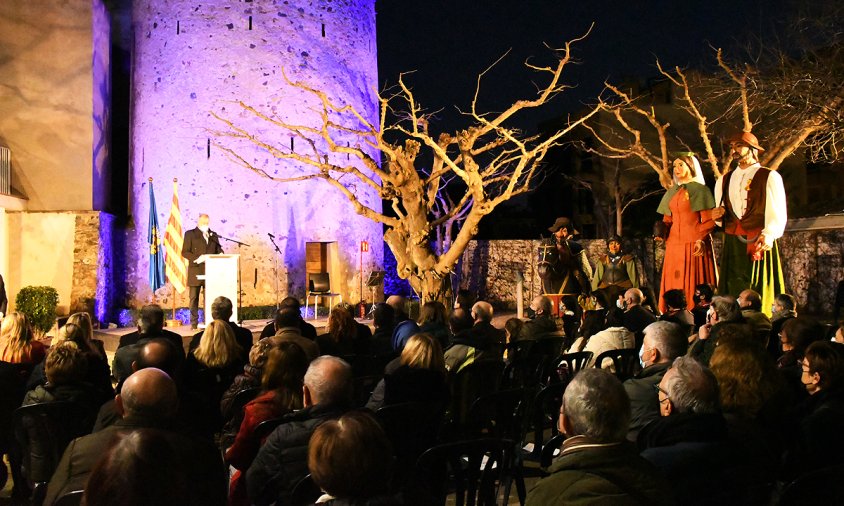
<box><xmin>375</xmin><ymin>0</ymin><xmax>788</xmax><ymax>134</ymax></box>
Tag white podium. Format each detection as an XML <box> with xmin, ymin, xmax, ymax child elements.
<box><xmin>196</xmin><ymin>254</ymin><xmax>239</xmax><ymax>325</ymax></box>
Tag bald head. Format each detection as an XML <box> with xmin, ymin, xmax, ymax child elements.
<box><xmin>134</xmin><ymin>339</ymin><xmax>181</xmax><ymax>377</ymax></box>
<box><xmin>117</xmin><ymin>368</ymin><xmax>178</xmax><ymax>421</ymax></box>
<box><xmin>738</xmin><ymin>289</ymin><xmax>762</xmax><ymax>311</ymax></box>
<box><xmin>385</xmin><ymin>295</ymin><xmax>406</xmax><ymax>312</ymax></box>
<box><xmin>471</xmin><ymin>301</ymin><xmax>493</xmax><ymax>323</ymax></box>
<box><xmin>624</xmin><ymin>288</ymin><xmax>644</xmax><ymax>307</ymax></box>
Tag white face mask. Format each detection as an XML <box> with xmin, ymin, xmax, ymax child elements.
<box><xmin>617</xmin><ymin>299</ymin><xmax>626</xmax><ymax>310</ymax></box>
<box><xmin>639</xmin><ymin>346</ymin><xmax>647</xmax><ymax>368</ymax></box>
<box><xmin>198</xmin><ymin>225</ymin><xmax>209</xmax><ymax>233</ymax></box>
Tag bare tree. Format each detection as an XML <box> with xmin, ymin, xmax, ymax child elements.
<box><xmin>583</xmin><ymin>7</ymin><xmax>844</xmax><ymax>190</ymax></box>
<box><xmin>213</xmin><ymin>31</ymin><xmax>601</xmax><ymax>302</ymax></box>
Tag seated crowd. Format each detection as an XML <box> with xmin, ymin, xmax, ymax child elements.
<box><xmin>0</xmin><ymin>285</ymin><xmax>842</xmax><ymax>505</ymax></box>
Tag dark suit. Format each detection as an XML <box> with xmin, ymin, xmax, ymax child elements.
<box><xmin>181</xmin><ymin>227</ymin><xmax>223</xmax><ymax>326</ymax></box>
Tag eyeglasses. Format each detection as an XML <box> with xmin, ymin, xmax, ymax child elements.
<box><xmin>653</xmin><ymin>384</ymin><xmax>671</xmax><ymax>404</ymax></box>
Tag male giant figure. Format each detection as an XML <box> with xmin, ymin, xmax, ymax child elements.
<box><xmin>713</xmin><ymin>132</ymin><xmax>786</xmax><ymax>316</ymax></box>
<box><xmin>181</xmin><ymin>213</ymin><xmax>223</xmax><ymax>329</ymax></box>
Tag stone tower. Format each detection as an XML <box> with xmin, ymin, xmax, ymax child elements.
<box><xmin>128</xmin><ymin>0</ymin><xmax>382</xmax><ymax>307</ymax></box>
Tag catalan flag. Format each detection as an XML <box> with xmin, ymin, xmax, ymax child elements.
<box><xmin>164</xmin><ymin>179</ymin><xmax>188</xmax><ymax>293</ymax></box>
<box><xmin>147</xmin><ymin>179</ymin><xmax>166</xmax><ymax>292</ymax></box>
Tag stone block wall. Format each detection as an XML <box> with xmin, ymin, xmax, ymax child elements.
<box><xmin>127</xmin><ymin>0</ymin><xmax>382</xmax><ymax>308</ymax></box>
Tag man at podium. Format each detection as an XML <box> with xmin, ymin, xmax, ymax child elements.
<box><xmin>181</xmin><ymin>213</ymin><xmax>223</xmax><ymax>329</ymax></box>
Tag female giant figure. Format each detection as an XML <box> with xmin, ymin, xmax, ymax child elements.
<box><xmin>656</xmin><ymin>154</ymin><xmax>718</xmax><ymax>313</ymax></box>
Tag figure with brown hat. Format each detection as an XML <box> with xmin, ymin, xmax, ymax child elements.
<box><xmin>537</xmin><ymin>217</ymin><xmax>593</xmax><ymax>303</ymax></box>
<box><xmin>712</xmin><ymin>131</ymin><xmax>786</xmax><ymax>316</ymax></box>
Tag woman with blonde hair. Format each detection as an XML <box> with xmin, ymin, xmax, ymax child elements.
<box><xmin>65</xmin><ymin>312</ymin><xmax>107</xmax><ymax>358</ymax></box>
<box><xmin>0</xmin><ymin>312</ymin><xmax>45</xmax><ymax>364</ymax></box>
<box><xmin>183</xmin><ymin>320</ymin><xmax>246</xmax><ymax>432</ymax></box>
<box><xmin>366</xmin><ymin>333</ymin><xmax>448</xmax><ymax>411</ymax></box>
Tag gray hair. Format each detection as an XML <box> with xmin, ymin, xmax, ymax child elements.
<box><xmin>471</xmin><ymin>301</ymin><xmax>493</xmax><ymax>322</ymax></box>
<box><xmin>663</xmin><ymin>356</ymin><xmax>720</xmax><ymax>414</ymax></box>
<box><xmin>211</xmin><ymin>296</ymin><xmax>234</xmax><ymax>321</ymax></box>
<box><xmin>533</xmin><ymin>296</ymin><xmax>552</xmax><ymax>315</ymax></box>
<box><xmin>644</xmin><ymin>321</ymin><xmax>687</xmax><ymax>360</ymax></box>
<box><xmin>562</xmin><ymin>368</ymin><xmax>630</xmax><ymax>443</ymax></box>
<box><xmin>711</xmin><ymin>296</ymin><xmax>742</xmax><ymax>323</ymax></box>
<box><xmin>304</xmin><ymin>356</ymin><xmax>353</xmax><ymax>406</ymax></box>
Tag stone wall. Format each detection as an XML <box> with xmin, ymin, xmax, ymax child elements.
<box><xmin>460</xmin><ymin>224</ymin><xmax>843</xmax><ymax>316</ymax></box>
<box><xmin>127</xmin><ymin>0</ymin><xmax>382</xmax><ymax>308</ymax></box>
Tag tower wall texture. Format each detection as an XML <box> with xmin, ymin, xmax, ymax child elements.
<box><xmin>128</xmin><ymin>0</ymin><xmax>382</xmax><ymax>307</ymax></box>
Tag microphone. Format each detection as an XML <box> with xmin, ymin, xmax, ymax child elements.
<box><xmin>268</xmin><ymin>233</ymin><xmax>275</xmax><ymax>239</ymax></box>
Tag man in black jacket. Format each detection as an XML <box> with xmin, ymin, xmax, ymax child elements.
<box><xmin>181</xmin><ymin>213</ymin><xmax>223</xmax><ymax>329</ymax></box>
<box><xmin>520</xmin><ymin>296</ymin><xmax>559</xmax><ymax>341</ymax></box>
<box><xmin>621</xmin><ymin>288</ymin><xmax>657</xmax><ymax>349</ymax></box>
<box><xmin>259</xmin><ymin>297</ymin><xmax>317</xmax><ymax>340</ymax></box>
<box><xmin>114</xmin><ymin>305</ymin><xmax>185</xmax><ymax>384</ymax></box>
<box><xmin>624</xmin><ymin>321</ymin><xmax>687</xmax><ymax>441</ymax></box>
<box><xmin>246</xmin><ymin>356</ymin><xmax>353</xmax><ymax>505</ymax></box>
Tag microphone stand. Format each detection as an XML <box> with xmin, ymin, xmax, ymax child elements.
<box><xmin>216</xmin><ymin>234</ymin><xmax>250</xmax><ymax>323</ymax></box>
<box><xmin>267</xmin><ymin>234</ymin><xmax>283</xmax><ymax>311</ymax></box>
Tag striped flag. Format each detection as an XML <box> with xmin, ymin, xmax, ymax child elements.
<box><xmin>148</xmin><ymin>180</ymin><xmax>166</xmax><ymax>292</ymax></box>
<box><xmin>164</xmin><ymin>179</ymin><xmax>188</xmax><ymax>293</ymax></box>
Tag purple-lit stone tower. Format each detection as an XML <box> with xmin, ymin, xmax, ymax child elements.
<box><xmin>128</xmin><ymin>0</ymin><xmax>382</xmax><ymax>307</ymax></box>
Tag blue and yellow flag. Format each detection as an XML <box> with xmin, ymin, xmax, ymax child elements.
<box><xmin>148</xmin><ymin>178</ymin><xmax>166</xmax><ymax>292</ymax></box>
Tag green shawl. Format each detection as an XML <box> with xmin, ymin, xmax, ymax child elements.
<box><xmin>656</xmin><ymin>181</ymin><xmax>715</xmax><ymax>216</ymax></box>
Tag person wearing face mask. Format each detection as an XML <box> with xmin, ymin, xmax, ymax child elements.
<box><xmin>519</xmin><ymin>296</ymin><xmax>559</xmax><ymax>341</ymax></box>
<box><xmin>713</xmin><ymin>132</ymin><xmax>787</xmax><ymax>317</ymax></box>
<box><xmin>622</xmin><ymin>321</ymin><xmax>687</xmax><ymax>442</ymax></box>
<box><xmin>655</xmin><ymin>154</ymin><xmax>718</xmax><ymax>315</ymax></box>
<box><xmin>691</xmin><ymin>283</ymin><xmax>714</xmax><ymax>331</ymax></box>
<box><xmin>784</xmin><ymin>341</ymin><xmax>844</xmax><ymax>479</ymax></box>
<box><xmin>182</xmin><ymin>213</ymin><xmax>224</xmax><ymax>329</ymax></box>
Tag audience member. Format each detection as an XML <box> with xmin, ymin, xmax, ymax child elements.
<box><xmin>444</xmin><ymin>308</ymin><xmax>494</xmax><ymax>373</ymax></box>
<box><xmin>453</xmin><ymin>289</ymin><xmax>476</xmax><ymax>311</ymax></box>
<box><xmin>769</xmin><ymin>293</ymin><xmax>797</xmax><ymax>359</ymax></box>
<box><xmin>316</xmin><ymin>304</ymin><xmax>359</xmax><ymax>357</ymax></box>
<box><xmin>82</xmin><ymin>426</ymin><xmax>225</xmax><ymax>506</ymax></box>
<box><xmin>247</xmin><ymin>356</ymin><xmax>353</xmax><ymax>505</ymax></box>
<box><xmin>269</xmin><ymin>307</ymin><xmax>319</xmax><ymax>361</ymax></box>
<box><xmin>369</xmin><ymin>303</ymin><xmax>396</xmax><ymax>356</ymax></box>
<box><xmin>569</xmin><ymin>309</ymin><xmax>635</xmax><ymax>371</ymax></box>
<box><xmin>0</xmin><ymin>313</ymin><xmax>45</xmax><ymax>364</ymax></box>
<box><xmin>777</xmin><ymin>317</ymin><xmax>826</xmax><ymax>399</ymax></box>
<box><xmin>737</xmin><ymin>289</ymin><xmax>773</xmax><ymax>347</ymax></box>
<box><xmin>659</xmin><ymin>289</ymin><xmax>695</xmax><ymax>338</ymax></box>
<box><xmin>620</xmin><ymin>288</ymin><xmax>657</xmax><ymax>349</ymax></box>
<box><xmin>93</xmin><ymin>338</ymin><xmax>190</xmax><ymax>432</ymax></box>
<box><xmin>526</xmin><ymin>368</ymin><xmax>672</xmax><ymax>505</ymax></box>
<box><xmin>691</xmin><ymin>283</ymin><xmax>714</xmax><ymax>331</ymax></box>
<box><xmin>23</xmin><ymin>341</ymin><xmax>109</xmax><ymax>414</ymax></box>
<box><xmin>417</xmin><ymin>301</ymin><xmax>450</xmax><ymax>350</ymax></box>
<box><xmin>220</xmin><ymin>338</ymin><xmax>275</xmax><ymax>424</ymax></box>
<box><xmin>340</xmin><ymin>301</ymin><xmax>373</xmax><ymax>353</ymax></box>
<box><xmin>387</xmin><ymin>295</ymin><xmax>420</xmax><ymax>351</ymax></box>
<box><xmin>226</xmin><ymin>342</ymin><xmax>309</xmax><ymax>506</ymax></box>
<box><xmin>182</xmin><ymin>320</ymin><xmax>245</xmax><ymax>432</ymax></box>
<box><xmin>577</xmin><ymin>290</ymin><xmax>610</xmax><ymax>343</ymax></box>
<box><xmin>688</xmin><ymin>295</ymin><xmax>743</xmax><ymax>366</ymax></box>
<box><xmin>784</xmin><ymin>340</ymin><xmax>844</xmax><ymax>477</ymax></box>
<box><xmin>469</xmin><ymin>301</ymin><xmax>505</xmax><ymax>355</ymax></box>
<box><xmin>520</xmin><ymin>296</ymin><xmax>558</xmax><ymax>341</ymax></box>
<box><xmin>624</xmin><ymin>321</ymin><xmax>687</xmax><ymax>441</ymax></box>
<box><xmin>308</xmin><ymin>411</ymin><xmax>395</xmax><ymax>504</ymax></box>
<box><xmin>260</xmin><ymin>297</ymin><xmax>317</xmax><ymax>340</ymax></box>
<box><xmin>710</xmin><ymin>339</ymin><xmax>792</xmax><ymax>485</ymax></box>
<box><xmin>639</xmin><ymin>356</ymin><xmax>736</xmax><ymax>505</ymax></box>
<box><xmin>560</xmin><ymin>295</ymin><xmax>583</xmax><ymax>344</ymax></box>
<box><xmin>833</xmin><ymin>322</ymin><xmax>844</xmax><ymax>345</ymax></box>
<box><xmin>366</xmin><ymin>333</ymin><xmax>448</xmax><ymax>411</ymax></box>
<box><xmin>65</xmin><ymin>312</ymin><xmax>107</xmax><ymax>358</ymax></box>
<box><xmin>189</xmin><ymin>297</ymin><xmax>252</xmax><ymax>362</ymax></box>
<box><xmin>117</xmin><ymin>304</ymin><xmax>184</xmax><ymax>354</ymax></box>
<box><xmin>503</xmin><ymin>317</ymin><xmax>523</xmax><ymax>350</ymax></box>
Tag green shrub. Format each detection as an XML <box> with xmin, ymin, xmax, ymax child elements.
<box><xmin>15</xmin><ymin>286</ymin><xmax>59</xmax><ymax>335</ymax></box>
